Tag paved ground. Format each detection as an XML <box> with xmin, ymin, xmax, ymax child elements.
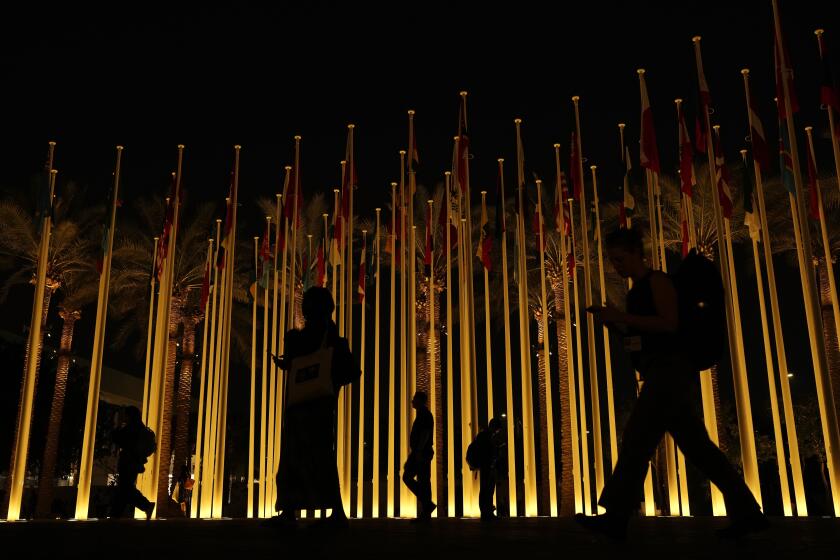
<box><xmin>2</xmin><ymin>516</ymin><xmax>838</xmax><ymax>559</ymax></box>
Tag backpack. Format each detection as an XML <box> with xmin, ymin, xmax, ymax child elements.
<box><xmin>135</xmin><ymin>426</ymin><xmax>157</xmax><ymax>459</ymax></box>
<box><xmin>670</xmin><ymin>249</ymin><xmax>726</xmax><ymax>371</ymax></box>
<box><xmin>465</xmin><ymin>439</ymin><xmax>482</xmax><ymax>471</ymax></box>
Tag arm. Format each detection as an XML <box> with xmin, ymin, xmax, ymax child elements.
<box><xmin>589</xmin><ymin>274</ymin><xmax>679</xmax><ymax>334</ymax></box>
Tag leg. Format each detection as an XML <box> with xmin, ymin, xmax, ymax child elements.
<box><xmin>479</xmin><ymin>468</ymin><xmax>494</xmax><ymax>516</ymax></box>
<box><xmin>403</xmin><ymin>459</ymin><xmax>420</xmax><ymax>500</ymax></box>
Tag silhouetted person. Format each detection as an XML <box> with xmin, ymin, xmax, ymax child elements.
<box><xmin>578</xmin><ymin>227</ymin><xmax>767</xmax><ymax>540</ymax></box>
<box><xmin>271</xmin><ymin>287</ymin><xmax>361</xmax><ymax>529</ymax></box>
<box><xmin>111</xmin><ymin>406</ymin><xmax>155</xmax><ymax>519</ymax></box>
<box><xmin>403</xmin><ymin>391</ymin><xmax>436</xmax><ymax>522</ymax></box>
<box><xmin>472</xmin><ymin>417</ymin><xmax>506</xmax><ymax>520</ymax></box>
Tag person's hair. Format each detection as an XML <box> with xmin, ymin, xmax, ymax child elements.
<box><xmin>302</xmin><ymin>287</ymin><xmax>335</xmax><ymax>321</ymax></box>
<box><xmin>125</xmin><ymin>405</ymin><xmax>142</xmax><ymax>423</ymax></box>
<box><xmin>605</xmin><ymin>226</ymin><xmax>644</xmax><ymax>255</ymax></box>
<box><xmin>413</xmin><ymin>391</ymin><xmax>428</xmax><ymax>405</ymax></box>
<box><xmin>488</xmin><ymin>417</ymin><xmax>503</xmax><ymax>431</ymax></box>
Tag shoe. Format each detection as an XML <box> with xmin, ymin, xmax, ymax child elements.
<box><xmin>425</xmin><ymin>501</ymin><xmax>437</xmax><ymax>516</ymax></box>
<box><xmin>574</xmin><ymin>513</ymin><xmax>627</xmax><ymax>541</ymax></box>
<box><xmin>480</xmin><ymin>513</ymin><xmax>497</xmax><ymax>522</ymax></box>
<box><xmin>142</xmin><ymin>503</ymin><xmax>155</xmax><ymax>521</ymax></box>
<box><xmin>716</xmin><ymin>511</ymin><xmax>770</xmax><ymax>539</ymax></box>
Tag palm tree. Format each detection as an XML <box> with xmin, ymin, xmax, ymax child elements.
<box><xmin>34</xmin><ymin>269</ymin><xmax>99</xmax><ymax>518</ymax></box>
<box><xmin>0</xmin><ymin>180</ymin><xmax>98</xmax><ymax>516</ymax></box>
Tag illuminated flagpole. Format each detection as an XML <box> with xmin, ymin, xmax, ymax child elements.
<box><xmin>75</xmin><ymin>146</ymin><xmax>122</xmax><ymax>519</ymax></box>
<box><xmin>357</xmin><ymin>229</ymin><xmax>368</xmax><ymax>518</ymax></box>
<box><xmin>572</xmin><ymin>97</ymin><xmax>605</xmax><ymax>511</ymax></box>
<box><xmin>267</xmin><ymin>196</ymin><xmax>283</xmax><ymax>514</ymax></box>
<box><xmin>514</xmin><ymin>119</ymin><xmax>537</xmax><ymax>516</ymax></box>
<box><xmin>259</xmin><ymin>217</ymin><xmax>272</xmax><ymax>517</ymax></box>
<box><xmin>816</xmin><ymin>29</ymin><xmax>840</xmax><ymax>197</ymax></box>
<box><xmin>693</xmin><ymin>37</ymin><xmax>761</xmax><ymax>505</ymax></box>
<box><xmin>568</xmin><ymin>197</ymin><xmax>591</xmax><ymax>515</ymax></box>
<box><xmin>427</xmin><ymin>200</ymin><xmax>438</xmax><ymax>516</ymax></box>
<box><xmin>535</xmin><ymin>179</ymin><xmax>558</xmax><ymax>516</ymax></box>
<box><xmin>444</xmin><ymin>172</ymin><xmax>457</xmax><ymax>516</ymax></box>
<box><xmin>372</xmin><ymin>208</ymin><xmax>382</xmax><ymax>517</ymax></box>
<box><xmin>273</xmin><ymin>169</ymin><xmax>291</xmax><ymax>514</ymax></box>
<box><xmin>480</xmin><ymin>192</ymin><xmax>494</xmax><ymax>423</ymax></box>
<box><xmin>250</xmin><ymin>238</ymin><xmax>259</xmax><ymax>518</ymax></box>
<box><xmin>332</xmin><ymin>189</ymin><xmax>340</xmax><ymax>321</ymax></box>
<box><xmin>199</xmin><ymin>219</ymin><xmax>222</xmax><ymax>517</ymax></box>
<box><xmin>399</xmin><ymin>151</ymin><xmax>409</xmax><ymax>515</ymax></box>
<box><xmin>141</xmin><ymin>237</ymin><xmax>159</xmax><ymax>426</ymax></box>
<box><xmin>554</xmin><ymin>144</ymin><xmax>581</xmax><ymax>514</ymax></box>
<box><xmin>741</xmin><ymin>70</ymin><xmax>806</xmax><ymax>516</ymax></box>
<box><xmin>387</xmin><ymin>181</ymin><xmax>398</xmax><ymax>517</ymax></box>
<box><xmin>191</xmin><ymin>237</ymin><xmax>214</xmax><ymax>518</ymax></box>
<box><xmin>497</xmin><ymin>160</ymin><xmax>518</xmax><ymax>517</ymax></box>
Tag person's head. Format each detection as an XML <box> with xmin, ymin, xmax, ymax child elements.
<box><xmin>411</xmin><ymin>391</ymin><xmax>428</xmax><ymax>410</ymax></box>
<box><xmin>302</xmin><ymin>287</ymin><xmax>335</xmax><ymax>328</ymax></box>
<box><xmin>124</xmin><ymin>405</ymin><xmax>142</xmax><ymax>425</ymax></box>
<box><xmin>488</xmin><ymin>416</ymin><xmax>503</xmax><ymax>433</ymax></box>
<box><xmin>605</xmin><ymin>226</ymin><xmax>647</xmax><ymax>279</ymax></box>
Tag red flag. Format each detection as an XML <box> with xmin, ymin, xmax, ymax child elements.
<box><xmin>807</xmin><ymin>144</ymin><xmax>821</xmax><ymax>221</ymax></box>
<box><xmin>694</xmin><ymin>109</ymin><xmax>707</xmax><ymax>154</ymax></box>
<box><xmin>357</xmin><ymin>236</ymin><xmax>366</xmax><ymax>303</ymax></box>
<box><xmin>680</xmin><ymin>200</ymin><xmax>690</xmax><ymax>258</ymax></box>
<box><xmin>570</xmin><ymin>132</ymin><xmax>583</xmax><ymax>201</ymax></box>
<box><xmin>775</xmin><ymin>34</ymin><xmax>800</xmax><ymax>120</ymax></box>
<box><xmin>677</xmin><ymin>103</ymin><xmax>696</xmax><ymax>198</ymax></box>
<box><xmin>747</xmin><ymin>95</ymin><xmax>771</xmax><ymax>171</ymax></box>
<box><xmin>697</xmin><ymin>58</ymin><xmax>712</xmax><ymax>108</ymax></box>
<box><xmin>639</xmin><ymin>73</ymin><xmax>661</xmax><ymax>174</ymax></box>
<box><xmin>713</xmin><ymin>131</ymin><xmax>734</xmax><ymax>220</ymax></box>
<box><xmin>457</xmin><ymin>100</ymin><xmax>469</xmax><ymax>191</ymax></box>
<box><xmin>532</xmin><ymin>203</ymin><xmax>545</xmax><ymax>253</ymax></box>
<box><xmin>553</xmin><ymin>170</ymin><xmax>564</xmax><ymax>234</ymax></box>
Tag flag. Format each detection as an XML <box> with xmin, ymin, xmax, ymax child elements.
<box><xmin>694</xmin><ymin>94</ymin><xmax>707</xmax><ymax>155</ymax></box>
<box><xmin>741</xmin><ymin>151</ymin><xmax>761</xmax><ymax>240</ymax></box>
<box><xmin>697</xmin><ymin>56</ymin><xmax>712</xmax><ymax>108</ymax></box>
<box><xmin>456</xmin><ymin>99</ymin><xmax>469</xmax><ymax>191</ymax></box>
<box><xmin>566</xmin><ymin>208</ymin><xmax>576</xmax><ymax>278</ymax></box>
<box><xmin>96</xmin><ymin>180</ymin><xmax>122</xmax><ymax>274</ymax></box>
<box><xmin>155</xmin><ymin>197</ymin><xmax>175</xmax><ymax>281</ymax></box>
<box><xmin>330</xmin><ymin>203</ymin><xmax>344</xmax><ymax>267</ymax></box>
<box><xmin>778</xmin><ymin>114</ymin><xmax>796</xmax><ymax>195</ymax></box>
<box><xmin>713</xmin><ymin>131</ymin><xmax>734</xmax><ymax>220</ymax></box>
<box><xmin>774</xmin><ymin>34</ymin><xmax>800</xmax><ymax>120</ymax></box>
<box><xmin>532</xmin><ymin>201</ymin><xmax>545</xmax><ymax>253</ymax></box>
<box><xmin>553</xmin><ymin>169</ymin><xmax>566</xmax><ymax>234</ymax></box>
<box><xmin>284</xmin><ymin>166</ymin><xmax>303</xmax><ymax>229</ymax></box>
<box><xmin>639</xmin><ymin>73</ymin><xmax>661</xmax><ymax>174</ymax></box>
<box><xmin>477</xmin><ymin>199</ymin><xmax>492</xmax><ymax>271</ymax></box>
<box><xmin>620</xmin><ymin>146</ymin><xmax>636</xmax><ymax>229</ymax></box>
<box><xmin>570</xmin><ymin>132</ymin><xmax>583</xmax><ymax>201</ymax></box>
<box><xmin>677</xmin><ymin>102</ymin><xmax>696</xmax><ymax>198</ymax></box>
<box><xmin>680</xmin><ymin>199</ymin><xmax>690</xmax><ymax>258</ymax></box>
<box><xmin>257</xmin><ymin>223</ymin><xmax>272</xmax><ymax>290</ymax></box>
<box><xmin>409</xmin><ymin>119</ymin><xmax>420</xmax><ymax>169</ymax></box>
<box><xmin>357</xmin><ymin>235</ymin><xmax>366</xmax><ymax>303</ymax></box>
<box><xmin>806</xmin><ymin>143</ymin><xmax>821</xmax><ymax>221</ymax></box>
<box><xmin>216</xmin><ymin>175</ymin><xmax>235</xmax><ymax>270</ymax></box>
<box><xmin>817</xmin><ymin>30</ymin><xmax>840</xmax><ymax>140</ymax></box>
<box><xmin>747</xmin><ymin>95</ymin><xmax>771</xmax><ymax>171</ymax></box>
<box><xmin>497</xmin><ymin>163</ymin><xmax>507</xmax><ymax>236</ymax></box>
<box><xmin>199</xmin><ymin>258</ymin><xmax>211</xmax><ymax>313</ymax></box>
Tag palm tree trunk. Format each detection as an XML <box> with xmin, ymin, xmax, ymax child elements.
<box><xmin>710</xmin><ymin>365</ymin><xmax>728</xmax><ymax>454</ymax></box>
<box><xmin>34</xmin><ymin>308</ymin><xmax>80</xmax><ymax>518</ymax></box>
<box><xmin>4</xmin><ymin>285</ymin><xmax>56</xmax><ymax>516</ymax></box>
<box><xmin>817</xmin><ymin>257</ymin><xmax>840</xmax><ymax>425</ymax></box>
<box><xmin>173</xmin><ymin>312</ymin><xmax>197</xmax><ymax>476</ymax></box>
<box><xmin>156</xmin><ymin>298</ymin><xmax>183</xmax><ymax>512</ymax></box>
<box><xmin>534</xmin><ymin>309</ymin><xmax>549</xmax><ymax>514</ymax></box>
<box><xmin>552</xmin><ymin>279</ymin><xmax>574</xmax><ymax>516</ymax></box>
<box><xmin>417</xmin><ymin>282</ymin><xmax>430</xmax><ymax>394</ymax></box>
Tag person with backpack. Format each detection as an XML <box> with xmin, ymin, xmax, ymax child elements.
<box><xmin>403</xmin><ymin>391</ymin><xmax>436</xmax><ymax>522</ymax></box>
<box><xmin>467</xmin><ymin>416</ymin><xmax>507</xmax><ymax>521</ymax></box>
<box><xmin>110</xmin><ymin>405</ymin><xmax>156</xmax><ymax>519</ymax></box>
<box><xmin>578</xmin><ymin>227</ymin><xmax>766</xmax><ymax>540</ymax></box>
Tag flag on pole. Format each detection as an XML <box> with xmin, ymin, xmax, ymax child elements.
<box><xmin>553</xmin><ymin>169</ymin><xmax>566</xmax><ymax>234</ymax></box>
<box><xmin>620</xmin><ymin>146</ymin><xmax>636</xmax><ymax>229</ymax></box>
<box><xmin>570</xmin><ymin>132</ymin><xmax>583</xmax><ymax>201</ymax></box>
<box><xmin>741</xmin><ymin>151</ymin><xmax>761</xmax><ymax>240</ymax></box>
<box><xmin>680</xmin><ymin>199</ymin><xmax>690</xmax><ymax>258</ymax></box>
<box><xmin>96</xmin><ymin>182</ymin><xmax>121</xmax><ymax>274</ymax></box>
<box><xmin>258</xmin><ymin>223</ymin><xmax>272</xmax><ymax>289</ymax></box>
<box><xmin>639</xmin><ymin>73</ymin><xmax>661</xmax><ymax>174</ymax></box>
<box><xmin>478</xmin><ymin>198</ymin><xmax>492</xmax><ymax>271</ymax></box>
<box><xmin>677</xmin><ymin>103</ymin><xmax>697</xmax><ymax>198</ymax></box>
<box><xmin>694</xmin><ymin>94</ymin><xmax>707</xmax><ymax>155</ymax></box>
<box><xmin>457</xmin><ymin>99</ymin><xmax>469</xmax><ymax>191</ymax></box>
<box><xmin>713</xmin><ymin>131</ymin><xmax>734</xmax><ymax>220</ymax></box>
<box><xmin>217</xmin><ymin>175</ymin><xmax>235</xmax><ymax>270</ymax></box>
<box><xmin>357</xmin><ymin>235</ymin><xmax>367</xmax><ymax>303</ymax></box>
<box><xmin>774</xmin><ymin>34</ymin><xmax>800</xmax><ymax>120</ymax></box>
<box><xmin>155</xmin><ymin>197</ymin><xmax>175</xmax><ymax>281</ymax></box>
<box><xmin>806</xmin><ymin>142</ymin><xmax>821</xmax><ymax>221</ymax></box>
<box><xmin>36</xmin><ymin>147</ymin><xmax>54</xmax><ymax>222</ymax></box>
<box><xmin>496</xmin><ymin>163</ymin><xmax>507</xmax><ymax>237</ymax></box>
<box><xmin>817</xmin><ymin>30</ymin><xmax>840</xmax><ymax>140</ymax></box>
<box><xmin>778</xmin><ymin>114</ymin><xmax>797</xmax><ymax>195</ymax></box>
<box><xmin>747</xmin><ymin>95</ymin><xmax>771</xmax><ymax>171</ymax></box>
<box><xmin>200</xmin><ymin>257</ymin><xmax>211</xmax><ymax>313</ymax></box>
<box><xmin>410</xmin><ymin>120</ymin><xmax>420</xmax><ymax>168</ymax></box>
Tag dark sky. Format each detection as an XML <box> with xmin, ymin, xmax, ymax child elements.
<box><xmin>1</xmin><ymin>1</ymin><xmax>838</xmax><ymax>218</ymax></box>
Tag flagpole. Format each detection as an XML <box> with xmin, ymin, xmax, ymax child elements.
<box><xmin>554</xmin><ymin>145</ymin><xmax>581</xmax><ymax>515</ymax></box>
<box><xmin>250</xmin><ymin>237</ymin><xmax>259</xmax><ymax>518</ymax></box>
<box><xmin>480</xmin><ymin>192</ymin><xmax>494</xmax><ymax>426</ymax></box>
<box><xmin>75</xmin><ymin>146</ymin><xmax>122</xmax><ymax>519</ymax></box>
<box><xmin>346</xmin><ymin>125</ymin><xmax>355</xmax><ymax>347</ymax></box>
<box><xmin>444</xmin><ymin>172</ymin><xmax>457</xmax><ymax>517</ymax></box>
<box><xmin>357</xmin><ymin>229</ymin><xmax>368</xmax><ymax>518</ymax></box>
<box><xmin>399</xmin><ymin>151</ymin><xmax>409</xmax><ymax>515</ymax></box>
<box><xmin>459</xmin><ymin>214</ymin><xmax>477</xmax><ymax>516</ymax></box>
<box><xmin>267</xmin><ymin>196</ymin><xmax>283</xmax><ymax>513</ymax></box>
<box><xmin>199</xmin><ymin>220</ymin><xmax>222</xmax><ymax>517</ymax></box>
<box><xmin>388</xmin><ymin>181</ymin><xmax>398</xmax><ymax>518</ymax></box>
<box><xmin>333</xmin><ymin>189</ymin><xmax>341</xmax><ymax>319</ymax></box>
<box><xmin>260</xmin><ymin>217</ymin><xmax>272</xmax><ymax>517</ymax></box>
<box><xmin>568</xmin><ymin>198</ymin><xmax>591</xmax><ymax>515</ymax></box>
<box><xmin>572</xmin><ymin>97</ymin><xmax>605</xmax><ymax>512</ymax></box>
<box><xmin>373</xmin><ymin>208</ymin><xmax>382</xmax><ymax>517</ymax></box>
<box><xmin>427</xmin><ymin>200</ymin><xmax>439</xmax><ymax>517</ymax></box>
<box><xmin>141</xmin><ymin>237</ymin><xmax>159</xmax><ymax>426</ymax></box>
<box><xmin>497</xmin><ymin>161</ymin><xmax>518</xmax><ymax>517</ymax></box>
<box><xmin>289</xmin><ymin>137</ymin><xmax>301</xmax><ymax>331</ymax></box>
<box><xmin>535</xmin><ymin>180</ymin><xmax>558</xmax><ymax>516</ymax></box>
<box><xmin>692</xmin><ymin>39</ymin><xmax>762</xmax><ymax>508</ymax></box>
<box><xmin>274</xmin><ymin>168</ymin><xmax>291</xmax><ymax>515</ymax></box>
<box><xmin>514</xmin><ymin>119</ymin><xmax>537</xmax><ymax>516</ymax></box>
<box><xmin>191</xmin><ymin>238</ymin><xmax>214</xmax><ymax>518</ymax></box>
